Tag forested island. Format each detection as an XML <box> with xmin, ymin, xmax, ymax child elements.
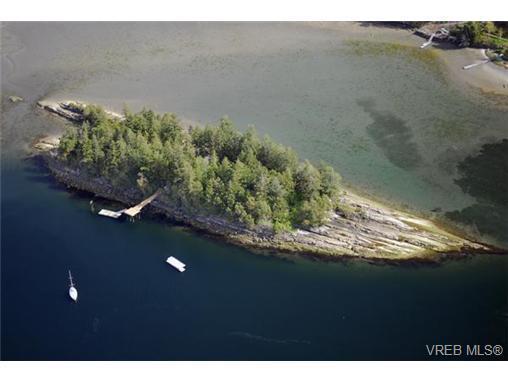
<box><xmin>35</xmin><ymin>100</ymin><xmax>501</xmax><ymax>262</ymax></box>
<box><xmin>57</xmin><ymin>102</ymin><xmax>341</xmax><ymax>232</ymax></box>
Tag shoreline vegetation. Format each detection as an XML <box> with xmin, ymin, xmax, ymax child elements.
<box><xmin>364</xmin><ymin>21</ymin><xmax>508</xmax><ymax>63</ymax></box>
<box><xmin>33</xmin><ymin>100</ymin><xmax>505</xmax><ymax>263</ymax></box>
<box><xmin>307</xmin><ymin>21</ymin><xmax>508</xmax><ymax>98</ymax></box>
<box><xmin>343</xmin><ymin>40</ymin><xmax>444</xmax><ymax>75</ymax></box>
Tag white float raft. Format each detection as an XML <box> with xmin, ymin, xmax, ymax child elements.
<box><xmin>166</xmin><ymin>256</ymin><xmax>186</xmax><ymax>272</ymax></box>
<box><xmin>98</xmin><ymin>209</ymin><xmax>124</xmax><ymax>219</ymax></box>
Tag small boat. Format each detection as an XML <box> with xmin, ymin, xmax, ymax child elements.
<box><xmin>68</xmin><ymin>270</ymin><xmax>78</xmax><ymax>302</ymax></box>
<box><xmin>166</xmin><ymin>256</ymin><xmax>186</xmax><ymax>272</ymax></box>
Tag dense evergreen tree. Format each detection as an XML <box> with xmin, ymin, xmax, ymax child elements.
<box><xmin>83</xmin><ymin>105</ymin><xmax>107</xmax><ymax>127</ymax></box>
<box><xmin>59</xmin><ymin>105</ymin><xmax>342</xmax><ymax>230</ymax></box>
<box><xmin>58</xmin><ymin>127</ymin><xmax>78</xmax><ymax>159</ymax></box>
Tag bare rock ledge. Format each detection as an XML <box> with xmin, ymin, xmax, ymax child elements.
<box><xmin>33</xmin><ymin>99</ymin><xmax>504</xmax><ymax>263</ymax></box>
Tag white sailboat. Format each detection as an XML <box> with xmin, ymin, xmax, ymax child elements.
<box><xmin>68</xmin><ymin>270</ymin><xmax>78</xmax><ymax>302</ymax></box>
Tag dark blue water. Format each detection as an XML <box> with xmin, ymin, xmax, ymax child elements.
<box><xmin>2</xmin><ymin>159</ymin><xmax>507</xmax><ymax>360</ymax></box>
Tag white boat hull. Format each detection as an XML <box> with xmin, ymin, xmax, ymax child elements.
<box><xmin>69</xmin><ymin>286</ymin><xmax>78</xmax><ymax>302</ymax></box>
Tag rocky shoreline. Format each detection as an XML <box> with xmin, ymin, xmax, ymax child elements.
<box><xmin>34</xmin><ymin>100</ymin><xmax>504</xmax><ymax>263</ymax></box>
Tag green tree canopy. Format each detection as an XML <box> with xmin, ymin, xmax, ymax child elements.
<box><xmin>59</xmin><ymin>105</ymin><xmax>342</xmax><ymax>230</ymax></box>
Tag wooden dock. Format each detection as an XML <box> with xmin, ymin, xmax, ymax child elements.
<box><xmin>123</xmin><ymin>190</ymin><xmax>161</xmax><ymax>217</ymax></box>
<box><xmin>97</xmin><ymin>190</ymin><xmax>161</xmax><ymax>219</ymax></box>
<box><xmin>463</xmin><ymin>59</ymin><xmax>490</xmax><ymax>70</ymax></box>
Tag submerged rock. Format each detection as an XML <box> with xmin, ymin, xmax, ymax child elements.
<box><xmin>8</xmin><ymin>95</ymin><xmax>23</xmax><ymax>103</ymax></box>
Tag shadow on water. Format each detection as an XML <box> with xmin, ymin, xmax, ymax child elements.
<box><xmin>454</xmin><ymin>139</ymin><xmax>508</xmax><ymax>207</ymax></box>
<box><xmin>356</xmin><ymin>98</ymin><xmax>422</xmax><ymax>170</ymax></box>
<box><xmin>22</xmin><ymin>155</ymin><xmax>118</xmax><ymax>207</ymax></box>
<box><xmin>446</xmin><ymin>139</ymin><xmax>508</xmax><ymax>246</ymax></box>
<box><xmin>447</xmin><ymin>204</ymin><xmax>508</xmax><ymax>243</ymax></box>
<box><xmin>22</xmin><ymin>156</ymin><xmax>69</xmax><ymax>192</ymax></box>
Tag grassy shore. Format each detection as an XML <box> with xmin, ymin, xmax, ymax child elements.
<box><xmin>307</xmin><ymin>22</ymin><xmax>508</xmax><ymax>99</ymax></box>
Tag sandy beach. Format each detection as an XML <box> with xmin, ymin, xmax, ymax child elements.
<box><xmin>440</xmin><ymin>47</ymin><xmax>508</xmax><ymax>96</ymax></box>
<box><xmin>307</xmin><ymin>22</ymin><xmax>508</xmax><ymax>99</ymax></box>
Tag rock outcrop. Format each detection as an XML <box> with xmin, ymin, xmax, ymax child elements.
<box><xmin>33</xmin><ymin>99</ymin><xmax>502</xmax><ymax>263</ymax></box>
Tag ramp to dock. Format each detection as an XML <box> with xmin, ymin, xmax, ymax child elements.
<box><xmin>463</xmin><ymin>59</ymin><xmax>490</xmax><ymax>70</ymax></box>
<box><xmin>123</xmin><ymin>190</ymin><xmax>161</xmax><ymax>217</ymax></box>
